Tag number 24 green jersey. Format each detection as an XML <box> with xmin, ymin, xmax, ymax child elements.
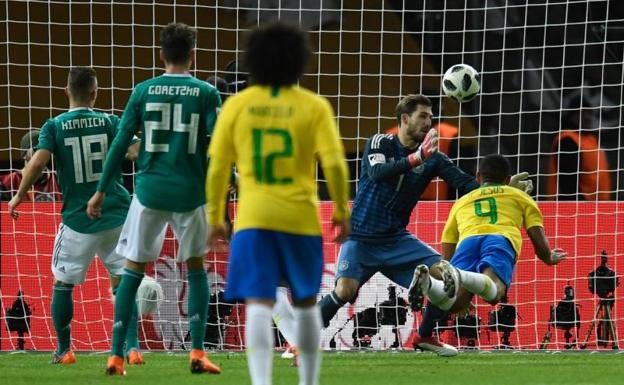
<box><xmin>97</xmin><ymin>74</ymin><xmax>221</xmax><ymax>212</ymax></box>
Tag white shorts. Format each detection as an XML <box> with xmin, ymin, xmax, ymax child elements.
<box><xmin>52</xmin><ymin>223</ymin><xmax>126</xmax><ymax>284</ymax></box>
<box><xmin>116</xmin><ymin>196</ymin><xmax>208</xmax><ymax>263</ymax></box>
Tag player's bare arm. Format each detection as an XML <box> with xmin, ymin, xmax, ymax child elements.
<box><xmin>8</xmin><ymin>149</ymin><xmax>52</xmax><ymax>219</ymax></box>
<box><xmin>527</xmin><ymin>226</ymin><xmax>567</xmax><ymax>265</ymax></box>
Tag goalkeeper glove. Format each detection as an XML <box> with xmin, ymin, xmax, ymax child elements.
<box><xmin>509</xmin><ymin>171</ymin><xmax>534</xmax><ymax>194</ymax></box>
<box><xmin>407</xmin><ymin>128</ymin><xmax>439</xmax><ymax>167</ymax></box>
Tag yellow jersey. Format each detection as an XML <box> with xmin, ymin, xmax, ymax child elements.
<box><xmin>207</xmin><ymin>85</ymin><xmax>350</xmax><ymax>235</ymax></box>
<box><xmin>441</xmin><ymin>184</ymin><xmax>543</xmax><ymax>256</ymax></box>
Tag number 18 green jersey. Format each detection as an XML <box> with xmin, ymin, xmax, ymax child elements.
<box><xmin>37</xmin><ymin>107</ymin><xmax>131</xmax><ymax>233</ymax></box>
<box><xmin>97</xmin><ymin>74</ymin><xmax>221</xmax><ymax>212</ymax></box>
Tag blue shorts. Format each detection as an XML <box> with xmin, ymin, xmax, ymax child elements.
<box><xmin>225</xmin><ymin>229</ymin><xmax>323</xmax><ymax>302</ymax></box>
<box><xmin>335</xmin><ymin>234</ymin><xmax>440</xmax><ymax>289</ymax></box>
<box><xmin>450</xmin><ymin>234</ymin><xmax>516</xmax><ymax>289</ymax></box>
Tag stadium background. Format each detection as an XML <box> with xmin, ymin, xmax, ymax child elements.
<box><xmin>2</xmin><ymin>1</ymin><xmax>624</xmax><ymax>352</ymax></box>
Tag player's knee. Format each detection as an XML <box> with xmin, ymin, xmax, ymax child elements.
<box><xmin>53</xmin><ymin>279</ymin><xmax>74</xmax><ymax>288</ymax></box>
<box><xmin>429</xmin><ymin>264</ymin><xmax>443</xmax><ymax>280</ymax></box>
<box><xmin>335</xmin><ymin>279</ymin><xmax>358</xmax><ymax>302</ymax></box>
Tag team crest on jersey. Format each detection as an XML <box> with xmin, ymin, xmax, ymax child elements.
<box><xmin>339</xmin><ymin>260</ymin><xmax>349</xmax><ymax>271</ymax></box>
<box><xmin>368</xmin><ymin>153</ymin><xmax>386</xmax><ymax>166</ymax></box>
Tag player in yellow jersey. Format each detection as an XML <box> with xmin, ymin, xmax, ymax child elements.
<box><xmin>206</xmin><ymin>22</ymin><xmax>350</xmax><ymax>385</ymax></box>
<box><xmin>409</xmin><ymin>154</ymin><xmax>567</xmax><ymax>313</ymax></box>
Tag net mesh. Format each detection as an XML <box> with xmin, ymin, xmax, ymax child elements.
<box><xmin>1</xmin><ymin>0</ymin><xmax>623</xmax><ymax>351</ymax></box>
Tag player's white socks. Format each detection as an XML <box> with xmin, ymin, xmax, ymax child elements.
<box><xmin>294</xmin><ymin>306</ymin><xmax>322</xmax><ymax>385</ymax></box>
<box><xmin>427</xmin><ymin>277</ymin><xmax>456</xmax><ymax>311</ymax></box>
<box><xmin>272</xmin><ymin>287</ymin><xmax>297</xmax><ymax>346</ymax></box>
<box><xmin>246</xmin><ymin>304</ymin><xmax>274</xmax><ymax>385</ymax></box>
<box><xmin>457</xmin><ymin>270</ymin><xmax>498</xmax><ymax>302</ymax></box>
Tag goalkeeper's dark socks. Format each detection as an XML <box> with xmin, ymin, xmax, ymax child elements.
<box><xmin>125</xmin><ymin>298</ymin><xmax>140</xmax><ymax>353</ymax></box>
<box><xmin>187</xmin><ymin>269</ymin><xmax>209</xmax><ymax>350</ymax></box>
<box><xmin>111</xmin><ymin>268</ymin><xmax>144</xmax><ymax>357</ymax></box>
<box><xmin>319</xmin><ymin>290</ymin><xmax>347</xmax><ymax>327</ymax></box>
<box><xmin>418</xmin><ymin>302</ymin><xmax>447</xmax><ymax>338</ymax></box>
<box><xmin>52</xmin><ymin>282</ymin><xmax>74</xmax><ymax>355</ymax></box>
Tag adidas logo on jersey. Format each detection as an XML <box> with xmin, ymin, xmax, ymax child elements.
<box><xmin>189</xmin><ymin>313</ymin><xmax>200</xmax><ymax>323</ymax></box>
<box><xmin>112</xmin><ymin>321</ymin><xmax>124</xmax><ymax>329</ymax></box>
<box><xmin>120</xmin><ymin>238</ymin><xmax>128</xmax><ymax>246</ymax></box>
<box><xmin>58</xmin><ymin>266</ymin><xmax>66</xmax><ymax>273</ymax></box>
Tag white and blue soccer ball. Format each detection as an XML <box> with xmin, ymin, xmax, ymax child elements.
<box><xmin>442</xmin><ymin>64</ymin><xmax>481</xmax><ymax>103</ymax></box>
<box><xmin>137</xmin><ymin>276</ymin><xmax>164</xmax><ymax>316</ymax></box>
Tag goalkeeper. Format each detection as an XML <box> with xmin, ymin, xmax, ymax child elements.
<box><xmin>318</xmin><ymin>94</ymin><xmax>534</xmax><ymax>356</ymax></box>
<box><xmin>410</xmin><ymin>154</ymin><xmax>566</xmax><ymax>315</ymax></box>
<box><xmin>8</xmin><ymin>67</ymin><xmax>142</xmax><ymax>365</ymax></box>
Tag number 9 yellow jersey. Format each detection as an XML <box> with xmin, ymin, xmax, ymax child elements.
<box><xmin>207</xmin><ymin>85</ymin><xmax>350</xmax><ymax>236</ymax></box>
<box><xmin>441</xmin><ymin>184</ymin><xmax>543</xmax><ymax>257</ymax></box>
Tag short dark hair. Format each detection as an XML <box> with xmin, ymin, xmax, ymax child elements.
<box><xmin>68</xmin><ymin>67</ymin><xmax>97</xmax><ymax>102</ymax></box>
<box><xmin>160</xmin><ymin>22</ymin><xmax>196</xmax><ymax>64</ymax></box>
<box><xmin>206</xmin><ymin>75</ymin><xmax>229</xmax><ymax>102</ymax></box>
<box><xmin>395</xmin><ymin>95</ymin><xmax>432</xmax><ymax>123</ymax></box>
<box><xmin>223</xmin><ymin>60</ymin><xmax>248</xmax><ymax>93</ymax></box>
<box><xmin>479</xmin><ymin>154</ymin><xmax>511</xmax><ymax>184</ymax></box>
<box><xmin>243</xmin><ymin>22</ymin><xmax>311</xmax><ymax>87</ymax></box>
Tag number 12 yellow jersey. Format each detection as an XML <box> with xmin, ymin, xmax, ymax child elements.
<box><xmin>441</xmin><ymin>184</ymin><xmax>543</xmax><ymax>256</ymax></box>
<box><xmin>207</xmin><ymin>85</ymin><xmax>349</xmax><ymax>236</ymax></box>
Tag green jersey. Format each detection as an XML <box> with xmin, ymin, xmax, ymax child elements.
<box><xmin>37</xmin><ymin>107</ymin><xmax>131</xmax><ymax>233</ymax></box>
<box><xmin>98</xmin><ymin>74</ymin><xmax>221</xmax><ymax>211</ymax></box>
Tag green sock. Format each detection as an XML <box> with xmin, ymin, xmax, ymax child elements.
<box><xmin>111</xmin><ymin>268</ymin><xmax>143</xmax><ymax>357</ymax></box>
<box><xmin>52</xmin><ymin>283</ymin><xmax>74</xmax><ymax>355</ymax></box>
<box><xmin>125</xmin><ymin>298</ymin><xmax>140</xmax><ymax>353</ymax></box>
<box><xmin>187</xmin><ymin>269</ymin><xmax>208</xmax><ymax>350</ymax></box>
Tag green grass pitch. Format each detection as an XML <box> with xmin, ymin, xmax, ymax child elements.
<box><xmin>1</xmin><ymin>351</ymin><xmax>622</xmax><ymax>385</ymax></box>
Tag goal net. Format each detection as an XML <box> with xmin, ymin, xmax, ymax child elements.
<box><xmin>1</xmin><ymin>0</ymin><xmax>623</xmax><ymax>352</ymax></box>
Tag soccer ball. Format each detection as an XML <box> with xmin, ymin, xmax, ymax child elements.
<box><xmin>136</xmin><ymin>276</ymin><xmax>164</xmax><ymax>316</ymax></box>
<box><xmin>442</xmin><ymin>64</ymin><xmax>481</xmax><ymax>103</ymax></box>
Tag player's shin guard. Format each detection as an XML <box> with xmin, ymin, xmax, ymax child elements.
<box><xmin>273</xmin><ymin>287</ymin><xmax>297</xmax><ymax>346</ymax></box>
<box><xmin>457</xmin><ymin>270</ymin><xmax>498</xmax><ymax>302</ymax></box>
<box><xmin>294</xmin><ymin>306</ymin><xmax>322</xmax><ymax>385</ymax></box>
<box><xmin>111</xmin><ymin>268</ymin><xmax>144</xmax><ymax>358</ymax></box>
<box><xmin>187</xmin><ymin>269</ymin><xmax>209</xmax><ymax>350</ymax></box>
<box><xmin>246</xmin><ymin>304</ymin><xmax>274</xmax><ymax>385</ymax></box>
<box><xmin>318</xmin><ymin>290</ymin><xmax>347</xmax><ymax>327</ymax></box>
<box><xmin>52</xmin><ymin>282</ymin><xmax>74</xmax><ymax>355</ymax></box>
<box><xmin>418</xmin><ymin>303</ymin><xmax>447</xmax><ymax>338</ymax></box>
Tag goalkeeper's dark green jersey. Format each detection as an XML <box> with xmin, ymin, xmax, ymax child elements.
<box><xmin>37</xmin><ymin>108</ymin><xmax>130</xmax><ymax>233</ymax></box>
<box><xmin>97</xmin><ymin>73</ymin><xmax>221</xmax><ymax>212</ymax></box>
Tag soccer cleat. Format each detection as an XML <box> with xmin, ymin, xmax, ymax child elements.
<box><xmin>408</xmin><ymin>265</ymin><xmax>430</xmax><ymax>310</ymax></box>
<box><xmin>281</xmin><ymin>345</ymin><xmax>299</xmax><ymax>367</ymax></box>
<box><xmin>50</xmin><ymin>350</ymin><xmax>77</xmax><ymax>364</ymax></box>
<box><xmin>189</xmin><ymin>349</ymin><xmax>221</xmax><ymax>374</ymax></box>
<box><xmin>105</xmin><ymin>355</ymin><xmax>126</xmax><ymax>376</ymax></box>
<box><xmin>127</xmin><ymin>349</ymin><xmax>145</xmax><ymax>365</ymax></box>
<box><xmin>438</xmin><ymin>260</ymin><xmax>461</xmax><ymax>299</ymax></box>
<box><xmin>413</xmin><ymin>333</ymin><xmax>458</xmax><ymax>357</ymax></box>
